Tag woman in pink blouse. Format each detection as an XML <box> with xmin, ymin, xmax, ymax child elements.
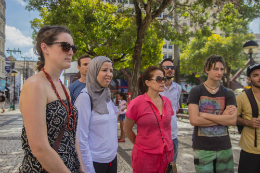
<box><xmin>117</xmin><ymin>92</ymin><xmax>128</xmax><ymax>142</ymax></box>
<box><xmin>124</xmin><ymin>66</ymin><xmax>174</xmax><ymax>173</ymax></box>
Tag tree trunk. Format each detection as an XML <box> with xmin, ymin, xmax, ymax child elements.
<box><xmin>173</xmin><ymin>0</ymin><xmax>181</xmax><ymax>84</ymax></box>
<box><xmin>131</xmin><ymin>34</ymin><xmax>145</xmax><ymax>99</ymax></box>
<box><xmin>222</xmin><ymin>64</ymin><xmax>231</xmax><ymax>88</ymax></box>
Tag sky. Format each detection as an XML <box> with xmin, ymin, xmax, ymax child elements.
<box><xmin>5</xmin><ymin>0</ymin><xmax>260</xmax><ymax>62</ymax></box>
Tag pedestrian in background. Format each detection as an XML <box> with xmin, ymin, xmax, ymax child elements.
<box><xmin>75</xmin><ymin>56</ymin><xmax>118</xmax><ymax>173</ymax></box>
<box><xmin>159</xmin><ymin>58</ymin><xmax>182</xmax><ymax>173</ymax></box>
<box><xmin>69</xmin><ymin>54</ymin><xmax>91</xmax><ymax>104</ymax></box>
<box><xmin>117</xmin><ymin>92</ymin><xmax>128</xmax><ymax>142</ymax></box>
<box><xmin>19</xmin><ymin>25</ymin><xmax>80</xmax><ymax>172</ymax></box>
<box><xmin>0</xmin><ymin>91</ymin><xmax>6</xmax><ymax>113</ymax></box>
<box><xmin>124</xmin><ymin>66</ymin><xmax>174</xmax><ymax>173</ymax></box>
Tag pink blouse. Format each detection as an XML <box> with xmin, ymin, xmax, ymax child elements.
<box><xmin>125</xmin><ymin>93</ymin><xmax>174</xmax><ymax>154</ymax></box>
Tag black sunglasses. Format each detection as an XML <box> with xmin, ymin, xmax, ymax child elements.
<box><xmin>149</xmin><ymin>76</ymin><xmax>167</xmax><ymax>83</ymax></box>
<box><xmin>46</xmin><ymin>42</ymin><xmax>78</xmax><ymax>55</ymax></box>
<box><xmin>163</xmin><ymin>66</ymin><xmax>175</xmax><ymax>70</ymax></box>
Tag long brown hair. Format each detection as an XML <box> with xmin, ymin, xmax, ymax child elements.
<box><xmin>35</xmin><ymin>25</ymin><xmax>71</xmax><ymax>71</ymax></box>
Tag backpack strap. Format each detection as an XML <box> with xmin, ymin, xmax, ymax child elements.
<box><xmin>73</xmin><ymin>91</ymin><xmax>93</xmax><ymax>110</ymax></box>
<box><xmin>245</xmin><ymin>89</ymin><xmax>259</xmax><ymax>147</ymax></box>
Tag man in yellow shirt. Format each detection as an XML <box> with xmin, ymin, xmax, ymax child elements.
<box><xmin>237</xmin><ymin>63</ymin><xmax>260</xmax><ymax>173</ymax></box>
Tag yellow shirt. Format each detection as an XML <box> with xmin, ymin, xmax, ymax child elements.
<box><xmin>236</xmin><ymin>91</ymin><xmax>260</xmax><ymax>154</ymax></box>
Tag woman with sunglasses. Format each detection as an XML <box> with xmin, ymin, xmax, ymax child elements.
<box><xmin>75</xmin><ymin>56</ymin><xmax>118</xmax><ymax>173</ymax></box>
<box><xmin>124</xmin><ymin>66</ymin><xmax>175</xmax><ymax>173</ymax></box>
<box><xmin>19</xmin><ymin>25</ymin><xmax>81</xmax><ymax>173</ymax></box>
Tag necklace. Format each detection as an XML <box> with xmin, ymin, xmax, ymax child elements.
<box><xmin>203</xmin><ymin>82</ymin><xmax>220</xmax><ymax>94</ymax></box>
<box><xmin>41</xmin><ymin>68</ymin><xmax>75</xmax><ymax>130</ymax></box>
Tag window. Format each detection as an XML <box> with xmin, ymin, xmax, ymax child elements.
<box><xmin>168</xmin><ymin>15</ymin><xmax>173</xmax><ymax>19</ymax></box>
<box><xmin>168</xmin><ymin>44</ymin><xmax>172</xmax><ymax>49</ymax></box>
<box><xmin>213</xmin><ymin>13</ymin><xmax>217</xmax><ymax>18</ymax></box>
<box><xmin>163</xmin><ymin>13</ymin><xmax>167</xmax><ymax>18</ymax></box>
<box><xmin>130</xmin><ymin>0</ymin><xmax>134</xmax><ymax>4</ymax></box>
<box><xmin>190</xmin><ymin>31</ymin><xmax>194</xmax><ymax>37</ymax></box>
<box><xmin>183</xmin><ymin>22</ymin><xmax>187</xmax><ymax>26</ymax></box>
<box><xmin>163</xmin><ymin>54</ymin><xmax>167</xmax><ymax>59</ymax></box>
<box><xmin>158</xmin><ymin>13</ymin><xmax>162</xmax><ymax>18</ymax></box>
<box><xmin>118</xmin><ymin>0</ymin><xmax>122</xmax><ymax>2</ymax></box>
<box><xmin>207</xmin><ymin>22</ymin><xmax>210</xmax><ymax>26</ymax></box>
<box><xmin>112</xmin><ymin>0</ymin><xmax>116</xmax><ymax>2</ymax></box>
<box><xmin>168</xmin><ymin>55</ymin><xmax>173</xmax><ymax>59</ymax></box>
<box><xmin>190</xmin><ymin>21</ymin><xmax>193</xmax><ymax>27</ymax></box>
<box><xmin>163</xmin><ymin>44</ymin><xmax>167</xmax><ymax>49</ymax></box>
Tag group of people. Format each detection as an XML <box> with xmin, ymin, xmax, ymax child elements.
<box><xmin>18</xmin><ymin>24</ymin><xmax>260</xmax><ymax>173</ymax></box>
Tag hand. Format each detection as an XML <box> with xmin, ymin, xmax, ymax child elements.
<box><xmin>199</xmin><ymin>112</ymin><xmax>206</xmax><ymax>118</ymax></box>
<box><xmin>249</xmin><ymin>118</ymin><xmax>260</xmax><ymax>128</ymax></box>
<box><xmin>222</xmin><ymin>106</ymin><xmax>236</xmax><ymax>115</ymax></box>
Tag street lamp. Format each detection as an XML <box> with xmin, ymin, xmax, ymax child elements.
<box><xmin>243</xmin><ymin>40</ymin><xmax>259</xmax><ymax>65</ymax></box>
<box><xmin>10</xmin><ymin>69</ymin><xmax>18</xmax><ymax>110</ymax></box>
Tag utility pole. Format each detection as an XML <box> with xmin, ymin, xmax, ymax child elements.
<box><xmin>173</xmin><ymin>0</ymin><xmax>180</xmax><ymax>84</ymax></box>
<box><xmin>6</xmin><ymin>48</ymin><xmax>21</xmax><ymax>108</ymax></box>
<box><xmin>21</xmin><ymin>56</ymin><xmax>32</xmax><ymax>83</ymax></box>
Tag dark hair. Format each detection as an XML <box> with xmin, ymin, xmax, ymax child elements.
<box><xmin>138</xmin><ymin>66</ymin><xmax>165</xmax><ymax>95</ymax></box>
<box><xmin>118</xmin><ymin>92</ymin><xmax>127</xmax><ymax>101</ymax></box>
<box><xmin>160</xmin><ymin>58</ymin><xmax>174</xmax><ymax>67</ymax></box>
<box><xmin>35</xmin><ymin>25</ymin><xmax>71</xmax><ymax>71</ymax></box>
<box><xmin>203</xmin><ymin>55</ymin><xmax>225</xmax><ymax>73</ymax></box>
<box><xmin>78</xmin><ymin>54</ymin><xmax>91</xmax><ymax>66</ymax></box>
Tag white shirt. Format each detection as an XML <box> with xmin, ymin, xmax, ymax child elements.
<box><xmin>75</xmin><ymin>88</ymin><xmax>119</xmax><ymax>173</ymax></box>
<box><xmin>160</xmin><ymin>81</ymin><xmax>182</xmax><ymax>139</ymax></box>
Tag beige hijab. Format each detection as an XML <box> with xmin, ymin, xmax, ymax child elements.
<box><xmin>86</xmin><ymin>56</ymin><xmax>112</xmax><ymax>114</ymax></box>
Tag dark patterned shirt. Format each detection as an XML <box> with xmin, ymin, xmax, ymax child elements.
<box><xmin>21</xmin><ymin>100</ymin><xmax>80</xmax><ymax>173</ymax></box>
<box><xmin>187</xmin><ymin>84</ymin><xmax>237</xmax><ymax>151</ymax></box>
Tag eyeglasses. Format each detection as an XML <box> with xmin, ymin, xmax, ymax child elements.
<box><xmin>46</xmin><ymin>42</ymin><xmax>78</xmax><ymax>54</ymax></box>
<box><xmin>149</xmin><ymin>76</ymin><xmax>167</xmax><ymax>83</ymax></box>
<box><xmin>163</xmin><ymin>66</ymin><xmax>175</xmax><ymax>70</ymax></box>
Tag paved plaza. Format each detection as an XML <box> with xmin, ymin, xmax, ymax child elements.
<box><xmin>0</xmin><ymin>109</ymin><xmax>242</xmax><ymax>173</ymax></box>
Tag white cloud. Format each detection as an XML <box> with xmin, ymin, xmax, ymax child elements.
<box><xmin>6</xmin><ymin>25</ymin><xmax>33</xmax><ymax>48</ymax></box>
<box><xmin>15</xmin><ymin>0</ymin><xmax>27</xmax><ymax>6</ymax></box>
<box><xmin>21</xmin><ymin>48</ymin><xmax>39</xmax><ymax>61</ymax></box>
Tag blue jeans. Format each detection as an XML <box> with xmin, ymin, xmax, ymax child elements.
<box><xmin>172</xmin><ymin>137</ymin><xmax>178</xmax><ymax>163</ymax></box>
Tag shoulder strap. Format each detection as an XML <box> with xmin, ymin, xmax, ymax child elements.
<box><xmin>52</xmin><ymin>121</ymin><xmax>67</xmax><ymax>151</ymax></box>
<box><xmin>73</xmin><ymin>91</ymin><xmax>93</xmax><ymax>110</ymax></box>
<box><xmin>245</xmin><ymin>89</ymin><xmax>259</xmax><ymax>118</ymax></box>
<box><xmin>245</xmin><ymin>89</ymin><xmax>258</xmax><ymax>147</ymax></box>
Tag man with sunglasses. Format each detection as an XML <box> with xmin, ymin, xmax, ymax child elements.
<box><xmin>69</xmin><ymin>55</ymin><xmax>91</xmax><ymax>104</ymax></box>
<box><xmin>159</xmin><ymin>58</ymin><xmax>182</xmax><ymax>173</ymax></box>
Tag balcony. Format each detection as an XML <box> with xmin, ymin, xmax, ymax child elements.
<box><xmin>0</xmin><ymin>30</ymin><xmax>5</xmax><ymax>40</ymax></box>
<box><xmin>0</xmin><ymin>13</ymin><xmax>5</xmax><ymax>22</ymax></box>
<box><xmin>1</xmin><ymin>0</ymin><xmax>6</xmax><ymax>8</ymax></box>
<box><xmin>0</xmin><ymin>51</ymin><xmax>5</xmax><ymax>58</ymax></box>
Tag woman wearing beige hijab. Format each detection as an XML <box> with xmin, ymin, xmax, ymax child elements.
<box><xmin>74</xmin><ymin>56</ymin><xmax>118</xmax><ymax>173</ymax></box>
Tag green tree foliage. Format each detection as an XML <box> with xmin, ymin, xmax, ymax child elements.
<box><xmin>180</xmin><ymin>2</ymin><xmax>258</xmax><ymax>88</ymax></box>
<box><xmin>28</xmin><ymin>0</ymin><xmax>164</xmax><ymax>70</ymax></box>
<box><xmin>181</xmin><ymin>33</ymin><xmax>254</xmax><ymax>87</ymax></box>
<box><xmin>24</xmin><ymin>0</ymin><xmax>260</xmax><ymax>98</ymax></box>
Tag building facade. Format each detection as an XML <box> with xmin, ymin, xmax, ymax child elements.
<box><xmin>0</xmin><ymin>0</ymin><xmax>5</xmax><ymax>80</ymax></box>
